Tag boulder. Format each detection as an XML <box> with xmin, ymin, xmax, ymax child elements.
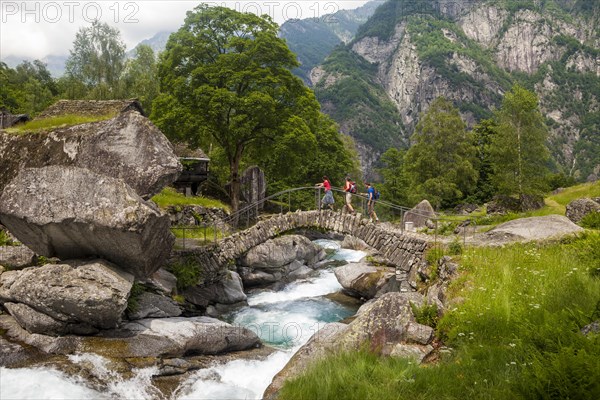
<box><xmin>122</xmin><ymin>316</ymin><xmax>261</xmax><ymax>357</ymax></box>
<box><xmin>240</xmin><ymin>235</ymin><xmax>324</xmax><ymax>269</ymax></box>
<box><xmin>0</xmin><ymin>313</ymin><xmax>260</xmax><ymax>359</ymax></box>
<box><xmin>340</xmin><ymin>236</ymin><xmax>371</xmax><ymax>251</ymax></box>
<box><xmin>334</xmin><ymin>262</ymin><xmax>394</xmax><ymax>299</ymax></box>
<box><xmin>403</xmin><ymin>200</ymin><xmax>436</xmax><ymax>228</ymax></box>
<box><xmin>0</xmin><ymin>166</ymin><xmax>174</xmax><ymax>278</ymax></box>
<box><xmin>487</xmin><ymin>194</ymin><xmax>545</xmax><ymax>214</ymax></box>
<box><xmin>566</xmin><ymin>198</ymin><xmax>600</xmax><ymax>223</ymax></box>
<box><xmin>183</xmin><ymin>271</ymin><xmax>247</xmax><ymax>307</ymax></box>
<box><xmin>0</xmin><ymin>110</ymin><xmax>181</xmax><ymax>199</ymax></box>
<box><xmin>389</xmin><ymin>344</ymin><xmax>434</xmax><ymax>363</ymax></box>
<box><xmin>482</xmin><ymin>215</ymin><xmax>584</xmax><ymax>244</ymax></box>
<box><xmin>263</xmin><ymin>322</ymin><xmax>348</xmax><ymax>400</ymax></box>
<box><xmin>335</xmin><ymin>292</ymin><xmax>428</xmax><ymax>353</ymax></box>
<box><xmin>4</xmin><ymin>302</ymin><xmax>98</xmax><ymax>335</ymax></box>
<box><xmin>145</xmin><ymin>268</ymin><xmax>178</xmax><ymax>295</ymax></box>
<box><xmin>0</xmin><ymin>245</ymin><xmax>36</xmax><ymax>269</ymax></box>
<box><xmin>127</xmin><ymin>292</ymin><xmax>182</xmax><ymax>320</ymax></box>
<box><xmin>238</xmin><ymin>267</ymin><xmax>281</xmax><ymax>287</ymax></box>
<box><xmin>0</xmin><ymin>259</ymin><xmax>133</xmax><ymax>334</ymax></box>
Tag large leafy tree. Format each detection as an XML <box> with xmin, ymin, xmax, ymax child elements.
<box><xmin>152</xmin><ymin>5</ymin><xmax>353</xmax><ymax>212</ymax></box>
<box><xmin>121</xmin><ymin>45</ymin><xmax>159</xmax><ymax>114</ymax></box>
<box><xmin>0</xmin><ymin>60</ymin><xmax>57</xmax><ymax>115</ymax></box>
<box><xmin>490</xmin><ymin>84</ymin><xmax>550</xmax><ymax>197</ymax></box>
<box><xmin>404</xmin><ymin>97</ymin><xmax>478</xmax><ymax>209</ymax></box>
<box><xmin>65</xmin><ymin>20</ymin><xmax>126</xmax><ymax>98</ymax></box>
<box><xmin>377</xmin><ymin>147</ymin><xmax>411</xmax><ymax>207</ymax></box>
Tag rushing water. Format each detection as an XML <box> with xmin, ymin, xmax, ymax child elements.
<box><xmin>0</xmin><ymin>240</ymin><xmax>365</xmax><ymax>400</ymax></box>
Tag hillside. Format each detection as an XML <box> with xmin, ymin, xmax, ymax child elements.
<box><xmin>279</xmin><ymin>1</ymin><xmax>380</xmax><ymax>83</ymax></box>
<box><xmin>311</xmin><ymin>0</ymin><xmax>600</xmax><ymax>180</ymax></box>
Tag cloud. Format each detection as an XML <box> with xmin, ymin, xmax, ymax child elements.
<box><xmin>1</xmin><ymin>1</ymin><xmax>369</xmax><ymax>60</ymax></box>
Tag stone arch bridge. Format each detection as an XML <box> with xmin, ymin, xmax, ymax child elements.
<box><xmin>173</xmin><ymin>210</ymin><xmax>430</xmax><ymax>291</ymax></box>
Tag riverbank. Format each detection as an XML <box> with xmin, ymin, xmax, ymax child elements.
<box><xmin>277</xmin><ymin>232</ymin><xmax>600</xmax><ymax>399</ymax></box>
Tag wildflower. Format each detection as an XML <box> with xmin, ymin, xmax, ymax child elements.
<box><xmin>509</xmin><ymin>343</ymin><xmax>516</xmax><ymax>347</ymax></box>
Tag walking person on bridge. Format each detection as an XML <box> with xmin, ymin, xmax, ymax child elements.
<box><xmin>365</xmin><ymin>182</ymin><xmax>379</xmax><ymax>223</ymax></box>
<box><xmin>343</xmin><ymin>177</ymin><xmax>356</xmax><ymax>214</ymax></box>
<box><xmin>317</xmin><ymin>176</ymin><xmax>335</xmax><ymax>210</ymax></box>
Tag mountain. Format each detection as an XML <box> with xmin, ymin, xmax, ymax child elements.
<box><xmin>127</xmin><ymin>31</ymin><xmax>172</xmax><ymax>58</ymax></box>
<box><xmin>279</xmin><ymin>1</ymin><xmax>381</xmax><ymax>83</ymax></box>
<box><xmin>2</xmin><ymin>54</ymin><xmax>68</xmax><ymax>78</ymax></box>
<box><xmin>311</xmin><ymin>0</ymin><xmax>600</xmax><ymax>181</ymax></box>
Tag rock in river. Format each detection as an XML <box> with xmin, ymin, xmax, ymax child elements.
<box><xmin>0</xmin><ymin>259</ymin><xmax>133</xmax><ymax>335</ymax></box>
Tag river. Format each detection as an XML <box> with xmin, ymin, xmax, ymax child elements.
<box><xmin>0</xmin><ymin>239</ymin><xmax>365</xmax><ymax>399</ymax></box>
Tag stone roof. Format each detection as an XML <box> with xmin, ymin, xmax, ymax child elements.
<box><xmin>34</xmin><ymin>99</ymin><xmax>145</xmax><ymax>120</ymax></box>
<box><xmin>172</xmin><ymin>143</ymin><xmax>210</xmax><ymax>160</ymax></box>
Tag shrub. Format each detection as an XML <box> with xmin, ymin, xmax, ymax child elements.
<box><xmin>448</xmin><ymin>238</ymin><xmax>463</xmax><ymax>255</ymax></box>
<box><xmin>410</xmin><ymin>302</ymin><xmax>439</xmax><ymax>329</ymax></box>
<box><xmin>126</xmin><ymin>282</ymin><xmax>146</xmax><ymax>313</ymax></box>
<box><xmin>580</xmin><ymin>211</ymin><xmax>600</xmax><ymax>230</ymax></box>
<box><xmin>167</xmin><ymin>257</ymin><xmax>203</xmax><ymax>290</ymax></box>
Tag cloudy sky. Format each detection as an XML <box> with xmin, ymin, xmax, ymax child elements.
<box><xmin>1</xmin><ymin>1</ymin><xmax>370</xmax><ymax>60</ymax></box>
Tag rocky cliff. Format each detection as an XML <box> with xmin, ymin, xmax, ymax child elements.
<box><xmin>310</xmin><ymin>0</ymin><xmax>600</xmax><ymax>180</ymax></box>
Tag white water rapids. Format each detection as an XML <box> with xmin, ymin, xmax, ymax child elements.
<box><xmin>0</xmin><ymin>240</ymin><xmax>366</xmax><ymax>399</ymax></box>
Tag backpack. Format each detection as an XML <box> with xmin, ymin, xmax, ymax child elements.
<box><xmin>373</xmin><ymin>188</ymin><xmax>380</xmax><ymax>200</ymax></box>
<box><xmin>350</xmin><ymin>182</ymin><xmax>357</xmax><ymax>194</ymax></box>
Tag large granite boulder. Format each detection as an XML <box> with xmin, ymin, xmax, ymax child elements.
<box><xmin>183</xmin><ymin>271</ymin><xmax>247</xmax><ymax>307</ymax></box>
<box><xmin>403</xmin><ymin>200</ymin><xmax>436</xmax><ymax>228</ymax></box>
<box><xmin>240</xmin><ymin>235</ymin><xmax>323</xmax><ymax>269</ymax></box>
<box><xmin>334</xmin><ymin>262</ymin><xmax>395</xmax><ymax>299</ymax></box>
<box><xmin>263</xmin><ymin>322</ymin><xmax>349</xmax><ymax>400</ymax></box>
<box><xmin>127</xmin><ymin>292</ymin><xmax>182</xmax><ymax>320</ymax></box>
<box><xmin>336</xmin><ymin>292</ymin><xmax>430</xmax><ymax>353</ymax></box>
<box><xmin>0</xmin><ymin>314</ymin><xmax>260</xmax><ymax>359</ymax></box>
<box><xmin>0</xmin><ymin>259</ymin><xmax>133</xmax><ymax>335</ymax></box>
<box><xmin>481</xmin><ymin>215</ymin><xmax>584</xmax><ymax>244</ymax></box>
<box><xmin>0</xmin><ymin>110</ymin><xmax>181</xmax><ymax>199</ymax></box>
<box><xmin>566</xmin><ymin>198</ymin><xmax>600</xmax><ymax>223</ymax></box>
<box><xmin>0</xmin><ymin>166</ymin><xmax>174</xmax><ymax>278</ymax></box>
<box><xmin>121</xmin><ymin>316</ymin><xmax>261</xmax><ymax>357</ymax></box>
<box><xmin>239</xmin><ymin>235</ymin><xmax>325</xmax><ymax>287</ymax></box>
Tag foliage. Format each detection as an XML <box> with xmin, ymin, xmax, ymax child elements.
<box><xmin>120</xmin><ymin>45</ymin><xmax>159</xmax><ymax>114</ymax></box>
<box><xmin>580</xmin><ymin>211</ymin><xmax>600</xmax><ymax>230</ymax></box>
<box><xmin>5</xmin><ymin>114</ymin><xmax>114</xmax><ymax>134</ymax></box>
<box><xmin>410</xmin><ymin>301</ymin><xmax>439</xmax><ymax>329</ymax></box>
<box><xmin>472</xmin><ymin>119</ymin><xmax>498</xmax><ymax>203</ymax></box>
<box><xmin>0</xmin><ymin>230</ymin><xmax>15</xmax><ymax>246</ymax></box>
<box><xmin>490</xmin><ymin>84</ymin><xmax>550</xmax><ymax>197</ymax></box>
<box><xmin>0</xmin><ymin>60</ymin><xmax>58</xmax><ymax>116</ymax></box>
<box><xmin>126</xmin><ymin>282</ymin><xmax>146</xmax><ymax>313</ymax></box>
<box><xmin>65</xmin><ymin>20</ymin><xmax>126</xmax><ymax>97</ymax></box>
<box><xmin>281</xmin><ymin>235</ymin><xmax>600</xmax><ymax>399</ymax></box>
<box><xmin>167</xmin><ymin>257</ymin><xmax>203</xmax><ymax>290</ymax></box>
<box><xmin>448</xmin><ymin>238</ymin><xmax>463</xmax><ymax>255</ymax></box>
<box><xmin>377</xmin><ymin>147</ymin><xmax>411</xmax><ymax>206</ymax></box>
<box><xmin>404</xmin><ymin>97</ymin><xmax>478</xmax><ymax>209</ymax></box>
<box><xmin>153</xmin><ymin>5</ymin><xmax>353</xmax><ymax>213</ymax></box>
<box><xmin>151</xmin><ymin>187</ymin><xmax>230</xmax><ymax>211</ymax></box>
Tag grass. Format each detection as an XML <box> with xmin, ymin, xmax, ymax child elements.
<box><xmin>0</xmin><ymin>230</ymin><xmax>16</xmax><ymax>246</ymax></box>
<box><xmin>279</xmin><ymin>232</ymin><xmax>600</xmax><ymax>400</ymax></box>
<box><xmin>151</xmin><ymin>187</ymin><xmax>230</xmax><ymax>211</ymax></box>
<box><xmin>4</xmin><ymin>114</ymin><xmax>115</xmax><ymax>134</ymax></box>
<box><xmin>171</xmin><ymin>226</ymin><xmax>227</xmax><ymax>244</ymax></box>
<box><xmin>166</xmin><ymin>256</ymin><xmax>204</xmax><ymax>290</ymax></box>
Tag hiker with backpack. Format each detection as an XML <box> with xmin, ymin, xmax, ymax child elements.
<box><xmin>317</xmin><ymin>176</ymin><xmax>335</xmax><ymax>210</ymax></box>
<box><xmin>343</xmin><ymin>177</ymin><xmax>356</xmax><ymax>214</ymax></box>
<box><xmin>364</xmin><ymin>182</ymin><xmax>379</xmax><ymax>223</ymax></box>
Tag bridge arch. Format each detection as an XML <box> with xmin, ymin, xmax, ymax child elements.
<box><xmin>176</xmin><ymin>210</ymin><xmax>430</xmax><ymax>292</ymax></box>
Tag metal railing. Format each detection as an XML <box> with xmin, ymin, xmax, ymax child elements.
<box><xmin>171</xmin><ymin>187</ymin><xmax>482</xmax><ymax>250</ymax></box>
